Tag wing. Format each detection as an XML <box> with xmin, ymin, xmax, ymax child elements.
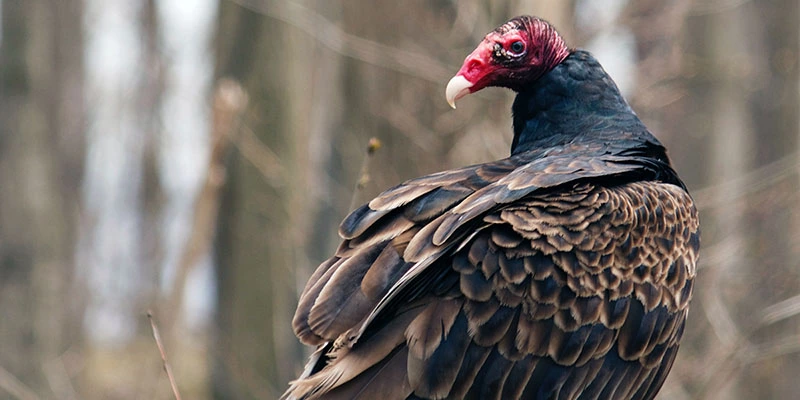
<box><xmin>290</xmin><ymin>156</ymin><xmax>522</xmax><ymax>347</ymax></box>
<box><xmin>285</xmin><ymin>151</ymin><xmax>699</xmax><ymax>400</ymax></box>
<box><xmin>426</xmin><ymin>181</ymin><xmax>699</xmax><ymax>400</ymax></box>
<box><xmin>291</xmin><ymin>145</ymin><xmax>641</xmax><ymax>346</ymax></box>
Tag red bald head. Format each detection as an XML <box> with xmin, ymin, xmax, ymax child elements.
<box><xmin>446</xmin><ymin>16</ymin><xmax>570</xmax><ymax>108</ymax></box>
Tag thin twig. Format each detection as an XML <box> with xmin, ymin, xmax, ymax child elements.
<box><xmin>147</xmin><ymin>311</ymin><xmax>183</xmax><ymax>400</ymax></box>
<box><xmin>348</xmin><ymin>137</ymin><xmax>382</xmax><ymax>212</ymax></box>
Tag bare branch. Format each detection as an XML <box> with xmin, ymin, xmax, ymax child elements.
<box><xmin>373</xmin><ymin>103</ymin><xmax>443</xmax><ymax>151</ymax></box>
<box><xmin>702</xmin><ymin>284</ymin><xmax>746</xmax><ymax>348</ymax></box>
<box><xmin>689</xmin><ymin>0</ymin><xmax>753</xmax><ymax>16</ymax></box>
<box><xmin>760</xmin><ymin>294</ymin><xmax>800</xmax><ymax>327</ymax></box>
<box><xmin>747</xmin><ymin>334</ymin><xmax>800</xmax><ymax>363</ymax></box>
<box><xmin>0</xmin><ymin>365</ymin><xmax>39</xmax><ymax>400</ymax></box>
<box><xmin>696</xmin><ymin>234</ymin><xmax>746</xmax><ymax>270</ymax></box>
<box><xmin>229</xmin><ymin>0</ymin><xmax>452</xmax><ymax>83</ymax></box>
<box><xmin>165</xmin><ymin>79</ymin><xmax>248</xmax><ymax>327</ymax></box>
<box><xmin>231</xmin><ymin>123</ymin><xmax>286</xmax><ymax>187</ymax></box>
<box><xmin>692</xmin><ymin>151</ymin><xmax>799</xmax><ymax>209</ymax></box>
<box><xmin>147</xmin><ymin>311</ymin><xmax>183</xmax><ymax>400</ymax></box>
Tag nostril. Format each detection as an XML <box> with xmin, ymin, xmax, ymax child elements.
<box><xmin>467</xmin><ymin>58</ymin><xmax>483</xmax><ymax>73</ymax></box>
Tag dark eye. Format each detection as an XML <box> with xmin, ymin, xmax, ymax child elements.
<box><xmin>510</xmin><ymin>41</ymin><xmax>525</xmax><ymax>53</ymax></box>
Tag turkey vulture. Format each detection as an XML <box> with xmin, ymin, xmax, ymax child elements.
<box><xmin>285</xmin><ymin>15</ymin><xmax>699</xmax><ymax>400</ymax></box>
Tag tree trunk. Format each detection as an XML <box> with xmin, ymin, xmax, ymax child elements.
<box><xmin>213</xmin><ymin>3</ymin><xmax>287</xmax><ymax>398</ymax></box>
<box><xmin>0</xmin><ymin>0</ymin><xmax>85</xmax><ymax>397</ymax></box>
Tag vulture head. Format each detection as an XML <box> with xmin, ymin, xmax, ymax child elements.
<box><xmin>446</xmin><ymin>15</ymin><xmax>570</xmax><ymax>108</ymax></box>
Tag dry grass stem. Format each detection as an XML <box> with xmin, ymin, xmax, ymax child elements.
<box><xmin>147</xmin><ymin>311</ymin><xmax>183</xmax><ymax>400</ymax></box>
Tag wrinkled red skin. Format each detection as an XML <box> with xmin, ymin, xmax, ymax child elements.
<box><xmin>455</xmin><ymin>17</ymin><xmax>570</xmax><ymax>93</ymax></box>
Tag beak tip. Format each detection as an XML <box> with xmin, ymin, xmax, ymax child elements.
<box><xmin>445</xmin><ymin>75</ymin><xmax>473</xmax><ymax>110</ymax></box>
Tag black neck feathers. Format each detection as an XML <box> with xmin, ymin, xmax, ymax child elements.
<box><xmin>511</xmin><ymin>50</ymin><xmax>648</xmax><ymax>155</ymax></box>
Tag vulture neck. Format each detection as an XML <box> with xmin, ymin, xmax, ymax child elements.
<box><xmin>510</xmin><ymin>50</ymin><xmax>648</xmax><ymax>155</ymax></box>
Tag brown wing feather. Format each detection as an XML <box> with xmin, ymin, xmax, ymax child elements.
<box><xmin>444</xmin><ymin>182</ymin><xmax>698</xmax><ymax>400</ymax></box>
<box><xmin>286</xmin><ymin>155</ymin><xmax>699</xmax><ymax>400</ymax></box>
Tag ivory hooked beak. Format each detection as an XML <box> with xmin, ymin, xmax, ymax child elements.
<box><xmin>445</xmin><ymin>75</ymin><xmax>473</xmax><ymax>109</ymax></box>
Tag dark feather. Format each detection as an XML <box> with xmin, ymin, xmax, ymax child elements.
<box><xmin>361</xmin><ymin>245</ymin><xmax>412</xmax><ymax>300</ymax></box>
<box><xmin>463</xmin><ymin>348</ymin><xmax>515</xmax><ymax>400</ymax></box>
<box><xmin>405</xmin><ymin>298</ymin><xmax>462</xmax><ymax>360</ymax></box>
<box><xmin>293</xmin><ymin>257</ymin><xmax>345</xmax><ymax>344</ymax></box>
<box><xmin>339</xmin><ymin>204</ymin><xmax>392</xmax><ymax>239</ymax></box>
<box><xmin>316</xmin><ymin>347</ymin><xmax>413</xmax><ymax>400</ymax></box>
<box><xmin>307</xmin><ymin>244</ymin><xmax>385</xmax><ymax>339</ymax></box>
<box><xmin>407</xmin><ymin>310</ymin><xmax>471</xmax><ymax>398</ymax></box>
<box><xmin>404</xmin><ymin>187</ymin><xmax>473</xmax><ymax>222</ymax></box>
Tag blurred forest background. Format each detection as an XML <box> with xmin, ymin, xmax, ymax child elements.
<box><xmin>1</xmin><ymin>0</ymin><xmax>799</xmax><ymax>399</ymax></box>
